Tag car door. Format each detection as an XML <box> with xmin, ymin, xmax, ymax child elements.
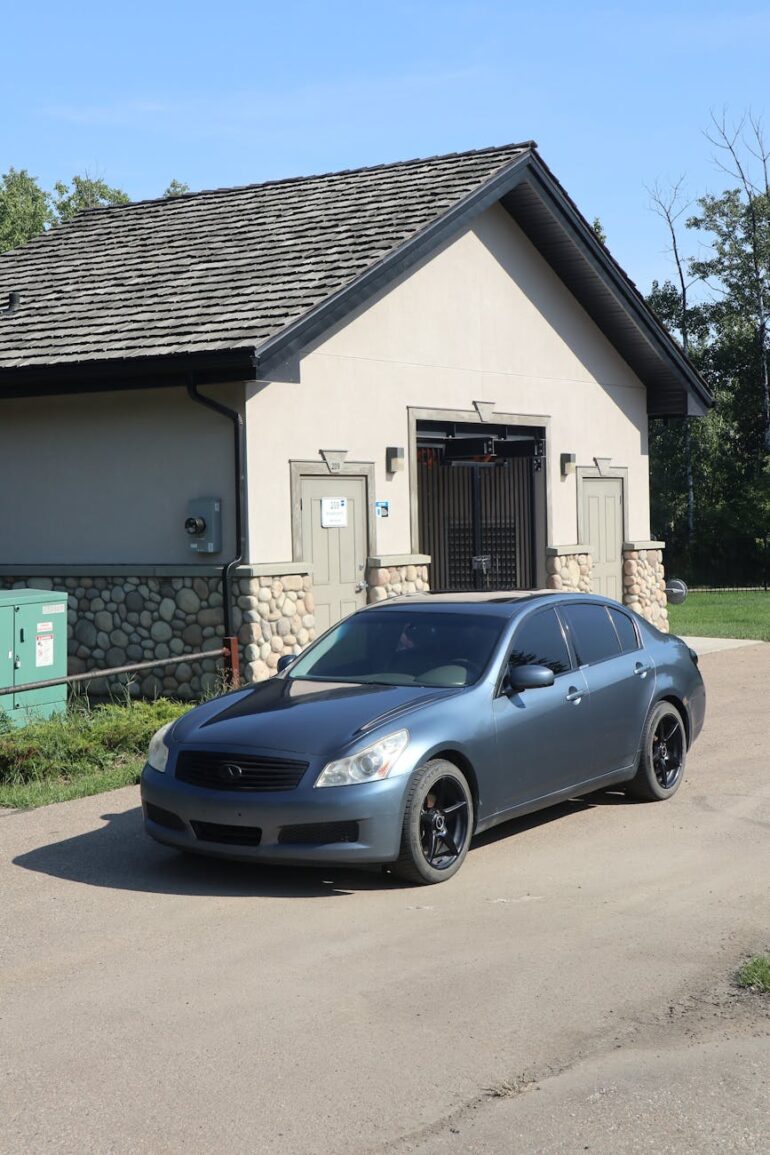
<box><xmin>490</xmin><ymin>606</ymin><xmax>593</xmax><ymax>813</ymax></box>
<box><xmin>558</xmin><ymin>602</ymin><xmax>655</xmax><ymax>774</ymax></box>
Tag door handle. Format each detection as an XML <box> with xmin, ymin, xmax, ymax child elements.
<box><xmin>633</xmin><ymin>662</ymin><xmax>651</xmax><ymax>677</ymax></box>
<box><xmin>565</xmin><ymin>686</ymin><xmax>584</xmax><ymax>704</ymax></box>
<box><xmin>355</xmin><ymin>581</ymin><xmax>368</xmax><ymax>593</ymax></box>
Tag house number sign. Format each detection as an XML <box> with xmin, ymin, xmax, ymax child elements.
<box><xmin>321</xmin><ymin>497</ymin><xmax>348</xmax><ymax>528</ymax></box>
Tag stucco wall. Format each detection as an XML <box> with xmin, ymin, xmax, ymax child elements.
<box><xmin>0</xmin><ymin>385</ymin><xmax>240</xmax><ymax>565</ymax></box>
<box><xmin>246</xmin><ymin>203</ymin><xmax>650</xmax><ymax>562</ymax></box>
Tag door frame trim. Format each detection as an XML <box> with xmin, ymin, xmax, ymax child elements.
<box><xmin>576</xmin><ymin>466</ymin><xmax>629</xmax><ymax>547</ymax></box>
<box><xmin>408</xmin><ymin>405</ymin><xmax>551</xmax><ymax>587</ymax></box>
<box><xmin>290</xmin><ymin>460</ymin><xmax>375</xmax><ymax>564</ymax></box>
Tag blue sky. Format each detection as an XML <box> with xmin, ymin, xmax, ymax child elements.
<box><xmin>2</xmin><ymin>0</ymin><xmax>767</xmax><ymax>291</ymax></box>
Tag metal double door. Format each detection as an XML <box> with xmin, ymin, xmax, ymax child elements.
<box><xmin>418</xmin><ymin>457</ymin><xmax>535</xmax><ymax>591</ymax></box>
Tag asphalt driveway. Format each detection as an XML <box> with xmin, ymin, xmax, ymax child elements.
<box><xmin>2</xmin><ymin>644</ymin><xmax>768</xmax><ymax>1154</ymax></box>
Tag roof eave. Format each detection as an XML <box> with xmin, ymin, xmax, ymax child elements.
<box><xmin>255</xmin><ymin>151</ymin><xmax>713</xmax><ymax>416</ymax></box>
<box><xmin>254</xmin><ymin>150</ymin><xmax>534</xmax><ymax>376</ymax></box>
<box><xmin>0</xmin><ymin>347</ymin><xmax>258</xmax><ymax>398</ymax></box>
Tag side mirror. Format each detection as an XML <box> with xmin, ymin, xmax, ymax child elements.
<box><xmin>505</xmin><ymin>664</ymin><xmax>555</xmax><ymax>693</ymax></box>
<box><xmin>665</xmin><ymin>578</ymin><xmax>688</xmax><ymax>606</ymax></box>
<box><xmin>276</xmin><ymin>654</ymin><xmax>296</xmax><ymax>674</ymax></box>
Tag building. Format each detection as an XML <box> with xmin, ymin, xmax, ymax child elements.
<box><xmin>0</xmin><ymin>144</ymin><xmax>711</xmax><ymax>695</ymax></box>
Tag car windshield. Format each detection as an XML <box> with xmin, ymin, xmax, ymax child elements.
<box><xmin>287</xmin><ymin>610</ymin><xmax>505</xmax><ymax>687</ymax></box>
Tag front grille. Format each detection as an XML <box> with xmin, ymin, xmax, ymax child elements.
<box><xmin>278</xmin><ymin>821</ymin><xmax>360</xmax><ymax>845</ymax></box>
<box><xmin>144</xmin><ymin>802</ymin><xmax>187</xmax><ymax>832</ymax></box>
<box><xmin>175</xmin><ymin>750</ymin><xmax>308</xmax><ymax>792</ymax></box>
<box><xmin>190</xmin><ymin>820</ymin><xmax>263</xmax><ymax>846</ymax></box>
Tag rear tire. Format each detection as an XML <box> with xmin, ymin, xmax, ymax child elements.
<box><xmin>392</xmin><ymin>759</ymin><xmax>474</xmax><ymax>885</ymax></box>
<box><xmin>626</xmin><ymin>701</ymin><xmax>686</xmax><ymax>802</ymax></box>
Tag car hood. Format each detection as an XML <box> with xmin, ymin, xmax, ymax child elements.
<box><xmin>171</xmin><ymin>677</ymin><xmax>460</xmax><ymax>758</ymax></box>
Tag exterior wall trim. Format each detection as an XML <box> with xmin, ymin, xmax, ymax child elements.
<box><xmin>289</xmin><ymin>459</ymin><xmax>377</xmax><ymax>564</ymax></box>
<box><xmin>623</xmin><ymin>540</ymin><xmax>665</xmax><ymax>550</ymax></box>
<box><xmin>546</xmin><ymin>544</ymin><xmax>591</xmax><ymax>556</ymax></box>
<box><xmin>367</xmin><ymin>553</ymin><xmax>431</xmax><ymax>566</ymax></box>
<box><xmin>0</xmin><ymin>563</ymin><xmax>313</xmax><ymax>578</ymax></box>
<box><xmin>406</xmin><ymin>405</ymin><xmax>552</xmax><ymax>570</ymax></box>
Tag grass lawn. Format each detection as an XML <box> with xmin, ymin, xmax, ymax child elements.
<box><xmin>667</xmin><ymin>591</ymin><xmax>770</xmax><ymax>641</ymax></box>
<box><xmin>736</xmin><ymin>954</ymin><xmax>770</xmax><ymax>994</ymax></box>
<box><xmin>0</xmin><ymin>698</ymin><xmax>190</xmax><ymax>809</ymax></box>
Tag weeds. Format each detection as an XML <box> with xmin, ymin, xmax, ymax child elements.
<box><xmin>736</xmin><ymin>954</ymin><xmax>770</xmax><ymax>994</ymax></box>
<box><xmin>0</xmin><ymin>697</ymin><xmax>191</xmax><ymax>809</ymax></box>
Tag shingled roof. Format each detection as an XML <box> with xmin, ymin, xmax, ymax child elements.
<box><xmin>0</xmin><ymin>142</ymin><xmax>711</xmax><ymax>414</ymax></box>
<box><xmin>0</xmin><ymin>145</ymin><xmax>529</xmax><ymax>370</ymax></box>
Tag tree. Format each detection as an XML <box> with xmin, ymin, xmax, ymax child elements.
<box><xmin>0</xmin><ymin>168</ymin><xmax>51</xmax><ymax>252</ymax></box>
<box><xmin>690</xmin><ymin>113</ymin><xmax>770</xmax><ymax>453</ymax></box>
<box><xmin>52</xmin><ymin>175</ymin><xmax>130</xmax><ymax>222</ymax></box>
<box><xmin>163</xmin><ymin>179</ymin><xmax>190</xmax><ymax>198</ymax></box>
<box><xmin>647</xmin><ymin>113</ymin><xmax>770</xmax><ymax>586</ymax></box>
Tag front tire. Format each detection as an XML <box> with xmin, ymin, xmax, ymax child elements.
<box><xmin>626</xmin><ymin>701</ymin><xmax>687</xmax><ymax>802</ymax></box>
<box><xmin>392</xmin><ymin>759</ymin><xmax>473</xmax><ymax>885</ymax></box>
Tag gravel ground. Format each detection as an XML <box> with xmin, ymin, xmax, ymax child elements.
<box><xmin>1</xmin><ymin>643</ymin><xmax>768</xmax><ymax>1154</ymax></box>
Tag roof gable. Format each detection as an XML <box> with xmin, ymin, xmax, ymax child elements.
<box><xmin>0</xmin><ymin>143</ymin><xmax>711</xmax><ymax>414</ymax></box>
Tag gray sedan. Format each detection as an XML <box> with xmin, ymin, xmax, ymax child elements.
<box><xmin>141</xmin><ymin>592</ymin><xmax>706</xmax><ymax>885</ymax></box>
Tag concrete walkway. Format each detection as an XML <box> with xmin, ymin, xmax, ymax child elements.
<box><xmin>679</xmin><ymin>634</ymin><xmax>764</xmax><ymax>654</ymax></box>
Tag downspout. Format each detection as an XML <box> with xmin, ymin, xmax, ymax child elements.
<box><xmin>186</xmin><ymin>381</ymin><xmax>245</xmax><ymax>641</ymax></box>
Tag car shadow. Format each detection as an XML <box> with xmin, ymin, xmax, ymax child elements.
<box><xmin>12</xmin><ymin>807</ymin><xmax>396</xmax><ymax>898</ymax></box>
<box><xmin>471</xmin><ymin>789</ymin><xmax>631</xmax><ymax>849</ymax></box>
<box><xmin>13</xmin><ymin>790</ymin><xmax>633</xmax><ymax>898</ymax></box>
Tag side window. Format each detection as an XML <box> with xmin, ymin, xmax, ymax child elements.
<box><xmin>508</xmin><ymin>609</ymin><xmax>572</xmax><ymax>676</ymax></box>
<box><xmin>608</xmin><ymin>607</ymin><xmax>640</xmax><ymax>653</ymax></box>
<box><xmin>561</xmin><ymin>604</ymin><xmax>621</xmax><ymax>666</ymax></box>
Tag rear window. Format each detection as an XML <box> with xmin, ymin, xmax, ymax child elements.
<box><xmin>608</xmin><ymin>607</ymin><xmax>640</xmax><ymax>653</ymax></box>
<box><xmin>561</xmin><ymin>603</ymin><xmax>621</xmax><ymax>666</ymax></box>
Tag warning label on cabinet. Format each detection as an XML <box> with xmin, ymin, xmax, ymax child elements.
<box><xmin>36</xmin><ymin>634</ymin><xmax>54</xmax><ymax>668</ymax></box>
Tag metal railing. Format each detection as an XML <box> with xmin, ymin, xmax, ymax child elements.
<box><xmin>0</xmin><ymin>637</ymin><xmax>240</xmax><ymax>698</ymax></box>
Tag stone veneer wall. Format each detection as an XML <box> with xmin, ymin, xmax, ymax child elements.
<box><xmin>1</xmin><ymin>573</ymin><xmax>315</xmax><ymax>697</ymax></box>
<box><xmin>367</xmin><ymin>563</ymin><xmax>430</xmax><ymax>603</ymax></box>
<box><xmin>545</xmin><ymin>548</ymin><xmax>593</xmax><ymax>593</ymax></box>
<box><xmin>622</xmin><ymin>548</ymin><xmax>669</xmax><ymax>632</ymax></box>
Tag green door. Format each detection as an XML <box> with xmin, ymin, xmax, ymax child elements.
<box><xmin>13</xmin><ymin>595</ymin><xmax>67</xmax><ymax>724</ymax></box>
<box><xmin>0</xmin><ymin>607</ymin><xmax>13</xmax><ymax>726</ymax></box>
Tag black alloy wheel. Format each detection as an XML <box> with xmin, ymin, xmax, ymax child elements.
<box><xmin>420</xmin><ymin>775</ymin><xmax>470</xmax><ymax>869</ymax></box>
<box><xmin>393</xmin><ymin>759</ymin><xmax>474</xmax><ymax>884</ymax></box>
<box><xmin>651</xmin><ymin>713</ymin><xmax>685</xmax><ymax>790</ymax></box>
<box><xmin>627</xmin><ymin>701</ymin><xmax>687</xmax><ymax>802</ymax></box>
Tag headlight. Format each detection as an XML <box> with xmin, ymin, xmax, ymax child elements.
<box><xmin>147</xmin><ymin>721</ymin><xmax>176</xmax><ymax>773</ymax></box>
<box><xmin>314</xmin><ymin>730</ymin><xmax>409</xmax><ymax>788</ymax></box>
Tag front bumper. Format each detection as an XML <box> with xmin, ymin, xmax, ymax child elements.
<box><xmin>140</xmin><ymin>764</ymin><xmax>409</xmax><ymax>864</ymax></box>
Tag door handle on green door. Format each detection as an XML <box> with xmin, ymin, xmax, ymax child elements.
<box><xmin>565</xmin><ymin>686</ymin><xmax>584</xmax><ymax>704</ymax></box>
<box><xmin>355</xmin><ymin>581</ymin><xmax>368</xmax><ymax>593</ymax></box>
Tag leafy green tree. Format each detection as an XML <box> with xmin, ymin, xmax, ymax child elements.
<box><xmin>647</xmin><ymin>115</ymin><xmax>770</xmax><ymax>586</ymax></box>
<box><xmin>591</xmin><ymin>217</ymin><xmax>607</xmax><ymax>245</ymax></box>
<box><xmin>52</xmin><ymin>175</ymin><xmax>130</xmax><ymax>222</ymax></box>
<box><xmin>0</xmin><ymin>168</ymin><xmax>52</xmax><ymax>252</ymax></box>
<box><xmin>690</xmin><ymin>113</ymin><xmax>770</xmax><ymax>453</ymax></box>
<box><xmin>163</xmin><ymin>179</ymin><xmax>190</xmax><ymax>198</ymax></box>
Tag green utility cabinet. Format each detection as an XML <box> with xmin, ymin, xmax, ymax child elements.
<box><xmin>0</xmin><ymin>589</ymin><xmax>68</xmax><ymax>727</ymax></box>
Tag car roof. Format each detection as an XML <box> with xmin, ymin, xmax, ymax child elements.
<box><xmin>363</xmin><ymin>590</ymin><xmax>562</xmax><ymax>617</ymax></box>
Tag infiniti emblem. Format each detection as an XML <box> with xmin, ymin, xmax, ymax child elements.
<box><xmin>219</xmin><ymin>762</ymin><xmax>244</xmax><ymax>781</ymax></box>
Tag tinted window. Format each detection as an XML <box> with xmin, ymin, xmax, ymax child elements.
<box><xmin>508</xmin><ymin>609</ymin><xmax>571</xmax><ymax>676</ymax></box>
<box><xmin>562</xmin><ymin>604</ymin><xmax>621</xmax><ymax>666</ymax></box>
<box><xmin>288</xmin><ymin>611</ymin><xmax>505</xmax><ymax>687</ymax></box>
<box><xmin>608</xmin><ymin>607</ymin><xmax>640</xmax><ymax>653</ymax></box>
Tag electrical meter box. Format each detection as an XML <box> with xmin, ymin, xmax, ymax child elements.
<box><xmin>0</xmin><ymin>589</ymin><xmax>68</xmax><ymax>727</ymax></box>
<box><xmin>185</xmin><ymin>496</ymin><xmax>222</xmax><ymax>554</ymax></box>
